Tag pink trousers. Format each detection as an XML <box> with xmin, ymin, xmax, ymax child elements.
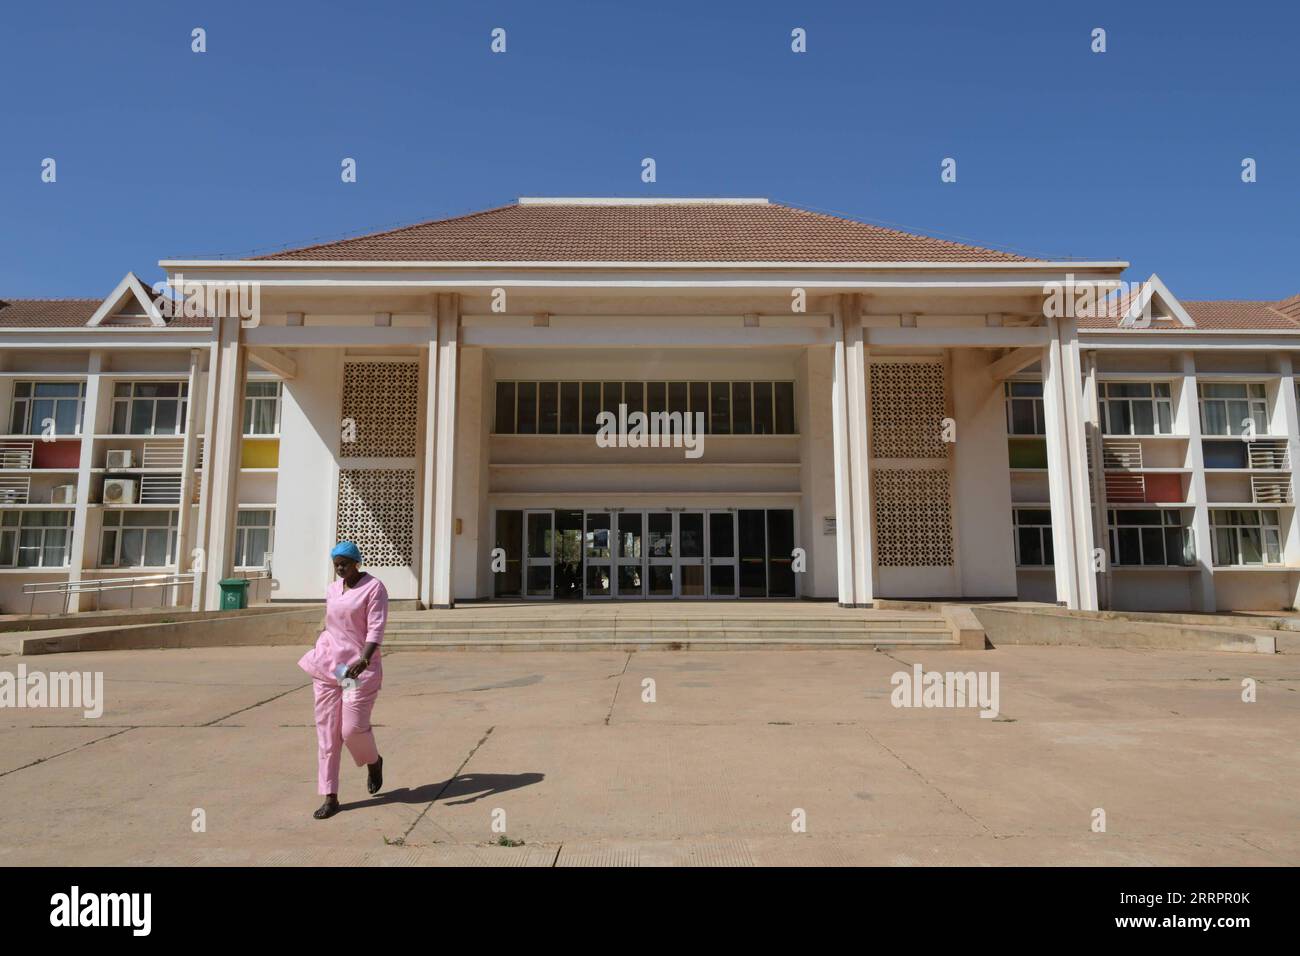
<box><xmin>312</xmin><ymin>678</ymin><xmax>380</xmax><ymax>795</ymax></box>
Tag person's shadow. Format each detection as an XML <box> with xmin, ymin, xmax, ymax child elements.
<box><xmin>341</xmin><ymin>772</ymin><xmax>543</xmax><ymax>811</ymax></box>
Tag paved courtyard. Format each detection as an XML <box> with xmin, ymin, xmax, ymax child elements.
<box><xmin>0</xmin><ymin>643</ymin><xmax>1296</xmax><ymax>866</ymax></box>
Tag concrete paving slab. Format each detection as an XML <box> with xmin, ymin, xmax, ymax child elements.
<box><xmin>0</xmin><ymin>644</ymin><xmax>1295</xmax><ymax>865</ymax></box>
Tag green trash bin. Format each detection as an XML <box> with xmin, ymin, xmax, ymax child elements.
<box><xmin>218</xmin><ymin>578</ymin><xmax>249</xmax><ymax>610</ymax></box>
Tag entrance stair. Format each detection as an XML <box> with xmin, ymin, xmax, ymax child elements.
<box><xmin>383</xmin><ymin>602</ymin><xmax>974</xmax><ymax>651</ymax></box>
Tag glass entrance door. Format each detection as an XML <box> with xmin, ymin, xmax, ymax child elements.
<box><xmin>646</xmin><ymin>511</ymin><xmax>675</xmax><ymax>599</ymax></box>
<box><xmin>584</xmin><ymin>511</ymin><xmax>612</xmax><ymax>599</ymax></box>
<box><xmin>707</xmin><ymin>510</ymin><xmax>737</xmax><ymax>598</ymax></box>
<box><xmin>524</xmin><ymin>509</ymin><xmax>554</xmax><ymax>598</ymax></box>
<box><xmin>615</xmin><ymin>511</ymin><xmax>644</xmax><ymax>598</ymax></box>
<box><xmin>678</xmin><ymin>511</ymin><xmax>706</xmax><ymax>599</ymax></box>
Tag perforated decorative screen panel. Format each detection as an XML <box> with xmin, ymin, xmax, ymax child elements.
<box><xmin>869</xmin><ymin>362</ymin><xmax>949</xmax><ymax>459</ymax></box>
<box><xmin>340</xmin><ymin>362</ymin><xmax>420</xmax><ymax>459</ymax></box>
<box><xmin>336</xmin><ymin>468</ymin><xmax>417</xmax><ymax>567</ymax></box>
<box><xmin>873</xmin><ymin>468</ymin><xmax>954</xmax><ymax>567</ymax></box>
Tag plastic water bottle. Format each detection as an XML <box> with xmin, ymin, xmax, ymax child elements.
<box><xmin>334</xmin><ymin>663</ymin><xmax>358</xmax><ymax>699</ymax></box>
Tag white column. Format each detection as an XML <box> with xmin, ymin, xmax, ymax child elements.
<box><xmin>843</xmin><ymin>295</ymin><xmax>875</xmax><ymax>606</ymax></box>
<box><xmin>830</xmin><ymin>304</ymin><xmax>856</xmax><ymax>605</ymax></box>
<box><xmin>191</xmin><ymin>337</ymin><xmax>221</xmax><ymax>610</ymax></box>
<box><xmin>1272</xmin><ymin>355</ymin><xmax>1300</xmax><ymax>604</ymax></box>
<box><xmin>67</xmin><ymin>351</ymin><xmax>104</xmax><ymax>613</ymax></box>
<box><xmin>1042</xmin><ymin>317</ymin><xmax>1098</xmax><ymax>610</ymax></box>
<box><xmin>1082</xmin><ymin>352</ymin><xmax>1111</xmax><ymax>609</ymax></box>
<box><xmin>430</xmin><ymin>293</ymin><xmax>460</xmax><ymax>608</ymax></box>
<box><xmin>172</xmin><ymin>348</ymin><xmax>203</xmax><ymax>608</ymax></box>
<box><xmin>419</xmin><ymin>308</ymin><xmax>441</xmax><ymax>609</ymax></box>
<box><xmin>1180</xmin><ymin>352</ymin><xmax>1217</xmax><ymax>611</ymax></box>
<box><xmin>202</xmin><ymin>316</ymin><xmax>247</xmax><ymax>610</ymax></box>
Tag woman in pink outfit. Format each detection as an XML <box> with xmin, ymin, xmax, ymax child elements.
<box><xmin>298</xmin><ymin>541</ymin><xmax>388</xmax><ymax>820</ymax></box>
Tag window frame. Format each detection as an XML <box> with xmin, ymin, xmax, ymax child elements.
<box><xmin>1107</xmin><ymin>508</ymin><xmax>1194</xmax><ymax>567</ymax></box>
<box><xmin>1004</xmin><ymin>380</ymin><xmax>1045</xmax><ymax>436</ymax></box>
<box><xmin>1100</xmin><ymin>381</ymin><xmax>1175</xmax><ymax>436</ymax></box>
<box><xmin>491</xmin><ymin>380</ymin><xmax>798</xmax><ymax>436</ymax></box>
<box><xmin>1012</xmin><ymin>507</ymin><xmax>1054</xmax><ymax>567</ymax></box>
<box><xmin>233</xmin><ymin>508</ymin><xmax>276</xmax><ymax>569</ymax></box>
<box><xmin>110</xmin><ymin>381</ymin><xmax>190</xmax><ymax>436</ymax></box>
<box><xmin>99</xmin><ymin>509</ymin><xmax>180</xmax><ymax>568</ymax></box>
<box><xmin>242</xmin><ymin>380</ymin><xmax>282</xmax><ymax>437</ymax></box>
<box><xmin>1209</xmin><ymin>509</ymin><xmax>1283</xmax><ymax>567</ymax></box>
<box><xmin>8</xmin><ymin>381</ymin><xmax>86</xmax><ymax>436</ymax></box>
<box><xmin>0</xmin><ymin>509</ymin><xmax>74</xmax><ymax>568</ymax></box>
<box><xmin>1198</xmin><ymin>382</ymin><xmax>1269</xmax><ymax>437</ymax></box>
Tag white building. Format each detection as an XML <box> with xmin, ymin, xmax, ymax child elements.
<box><xmin>2</xmin><ymin>198</ymin><xmax>1298</xmax><ymax>614</ymax></box>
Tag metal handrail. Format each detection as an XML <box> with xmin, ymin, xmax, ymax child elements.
<box><xmin>20</xmin><ymin>559</ymin><xmax>273</xmax><ymax>616</ymax></box>
<box><xmin>23</xmin><ymin>572</ymin><xmax>196</xmax><ymax>616</ymax></box>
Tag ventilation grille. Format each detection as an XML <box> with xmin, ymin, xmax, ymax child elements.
<box><xmin>869</xmin><ymin>362</ymin><xmax>949</xmax><ymax>460</ymax></box>
<box><xmin>872</xmin><ymin>468</ymin><xmax>954</xmax><ymax>567</ymax></box>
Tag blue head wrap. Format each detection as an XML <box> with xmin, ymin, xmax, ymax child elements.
<box><xmin>330</xmin><ymin>541</ymin><xmax>363</xmax><ymax>563</ymax></box>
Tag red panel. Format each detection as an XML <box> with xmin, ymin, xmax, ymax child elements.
<box><xmin>1143</xmin><ymin>473</ymin><xmax>1183</xmax><ymax>503</ymax></box>
<box><xmin>32</xmin><ymin>440</ymin><xmax>81</xmax><ymax>469</ymax></box>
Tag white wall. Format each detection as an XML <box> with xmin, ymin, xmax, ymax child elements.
<box><xmin>273</xmin><ymin>349</ymin><xmax>340</xmax><ymax>600</ymax></box>
<box><xmin>953</xmin><ymin>350</ymin><xmax>1018</xmax><ymax>597</ymax></box>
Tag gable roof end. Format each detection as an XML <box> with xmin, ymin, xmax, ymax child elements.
<box><xmin>87</xmin><ymin>272</ymin><xmax>166</xmax><ymax>327</ymax></box>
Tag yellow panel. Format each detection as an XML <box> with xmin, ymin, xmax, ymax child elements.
<box><xmin>241</xmin><ymin>438</ymin><xmax>279</xmax><ymax>469</ymax></box>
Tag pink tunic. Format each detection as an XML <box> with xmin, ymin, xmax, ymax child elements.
<box><xmin>298</xmin><ymin>573</ymin><xmax>387</xmax><ymax>689</ymax></box>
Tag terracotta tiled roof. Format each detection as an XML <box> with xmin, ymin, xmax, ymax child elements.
<box><xmin>0</xmin><ymin>299</ymin><xmax>210</xmax><ymax>330</ymax></box>
<box><xmin>254</xmin><ymin>199</ymin><xmax>1040</xmax><ymax>263</ymax></box>
<box><xmin>1079</xmin><ymin>297</ymin><xmax>1300</xmax><ymax>331</ymax></box>
<box><xmin>0</xmin><ymin>299</ymin><xmax>100</xmax><ymax>328</ymax></box>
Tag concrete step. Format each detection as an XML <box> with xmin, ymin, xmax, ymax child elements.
<box><xmin>384</xmin><ymin>634</ymin><xmax>960</xmax><ymax>651</ymax></box>
<box><xmin>383</xmin><ymin>617</ymin><xmax>948</xmax><ymax>631</ymax></box>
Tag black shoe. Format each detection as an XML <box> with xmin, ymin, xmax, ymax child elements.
<box><xmin>314</xmin><ymin>796</ymin><xmax>340</xmax><ymax>820</ymax></box>
<box><xmin>367</xmin><ymin>756</ymin><xmax>384</xmax><ymax>795</ymax></box>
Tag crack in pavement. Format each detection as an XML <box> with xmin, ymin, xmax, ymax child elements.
<box><xmin>203</xmin><ymin>681</ymin><xmax>312</xmax><ymax>726</ymax></box>
<box><xmin>399</xmin><ymin>725</ymin><xmax>496</xmax><ymax>856</ymax></box>
<box><xmin>0</xmin><ymin>726</ymin><xmax>135</xmax><ymax>779</ymax></box>
<box><xmin>604</xmin><ymin>653</ymin><xmax>632</xmax><ymax>726</ymax></box>
<box><xmin>861</xmin><ymin>726</ymin><xmax>994</xmax><ymax>835</ymax></box>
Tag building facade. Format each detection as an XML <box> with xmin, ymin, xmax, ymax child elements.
<box><xmin>2</xmin><ymin>198</ymin><xmax>1298</xmax><ymax>614</ymax></box>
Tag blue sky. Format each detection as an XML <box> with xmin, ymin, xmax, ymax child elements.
<box><xmin>2</xmin><ymin>0</ymin><xmax>1296</xmax><ymax>299</ymax></box>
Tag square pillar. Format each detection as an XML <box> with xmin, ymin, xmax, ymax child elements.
<box><xmin>66</xmin><ymin>351</ymin><xmax>104</xmax><ymax>613</ymax></box>
<box><xmin>172</xmin><ymin>348</ymin><xmax>203</xmax><ymax>608</ymax></box>
<box><xmin>832</xmin><ymin>299</ymin><xmax>863</xmax><ymax>600</ymax></box>
<box><xmin>191</xmin><ymin>338</ymin><xmax>222</xmax><ymax>610</ymax></box>
<box><xmin>202</xmin><ymin>316</ymin><xmax>246</xmax><ymax>610</ymax></box>
<box><xmin>843</xmin><ymin>295</ymin><xmax>875</xmax><ymax>606</ymax></box>
<box><xmin>1042</xmin><ymin>317</ymin><xmax>1098</xmax><ymax>610</ymax></box>
<box><xmin>1180</xmin><ymin>352</ymin><xmax>1217</xmax><ymax>612</ymax></box>
<box><xmin>428</xmin><ymin>293</ymin><xmax>460</xmax><ymax>608</ymax></box>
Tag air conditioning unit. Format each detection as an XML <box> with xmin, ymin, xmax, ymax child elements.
<box><xmin>102</xmin><ymin>478</ymin><xmax>137</xmax><ymax>505</ymax></box>
<box><xmin>105</xmin><ymin>449</ymin><xmax>134</xmax><ymax>470</ymax></box>
<box><xmin>50</xmin><ymin>484</ymin><xmax>76</xmax><ymax>504</ymax></box>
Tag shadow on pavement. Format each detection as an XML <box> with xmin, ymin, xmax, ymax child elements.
<box><xmin>341</xmin><ymin>771</ymin><xmax>544</xmax><ymax>811</ymax></box>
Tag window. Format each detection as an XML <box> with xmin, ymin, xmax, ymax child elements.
<box><xmin>1199</xmin><ymin>383</ymin><xmax>1268</xmax><ymax>437</ymax></box>
<box><xmin>0</xmin><ymin>510</ymin><xmax>73</xmax><ymax>568</ymax></box>
<box><xmin>99</xmin><ymin>510</ymin><xmax>178</xmax><ymax>567</ymax></box>
<box><xmin>1210</xmin><ymin>509</ymin><xmax>1282</xmax><ymax>566</ymax></box>
<box><xmin>1005</xmin><ymin>381</ymin><xmax>1045</xmax><ymax>435</ymax></box>
<box><xmin>111</xmin><ymin>382</ymin><xmax>189</xmax><ymax>435</ymax></box>
<box><xmin>492</xmin><ymin>381</ymin><xmax>798</xmax><ymax>435</ymax></box>
<box><xmin>1013</xmin><ymin>508</ymin><xmax>1053</xmax><ymax>566</ymax></box>
<box><xmin>243</xmin><ymin>381</ymin><xmax>281</xmax><ymax>436</ymax></box>
<box><xmin>9</xmin><ymin>381</ymin><xmax>85</xmax><ymax>436</ymax></box>
<box><xmin>234</xmin><ymin>509</ymin><xmax>275</xmax><ymax>568</ymax></box>
<box><xmin>1108</xmin><ymin>509</ymin><xmax>1194</xmax><ymax>566</ymax></box>
<box><xmin>1101</xmin><ymin>382</ymin><xmax>1174</xmax><ymax>435</ymax></box>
